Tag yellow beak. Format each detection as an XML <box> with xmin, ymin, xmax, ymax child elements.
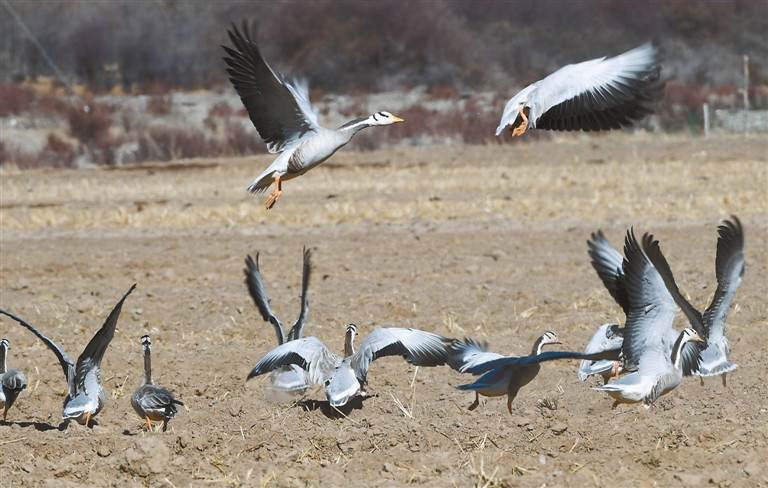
<box><xmin>391</xmin><ymin>115</ymin><xmax>404</xmax><ymax>123</ymax></box>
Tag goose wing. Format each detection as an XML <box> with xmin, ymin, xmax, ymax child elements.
<box><xmin>703</xmin><ymin>216</ymin><xmax>745</xmax><ymax>338</ymax></box>
<box><xmin>287</xmin><ymin>246</ymin><xmax>313</xmax><ymax>341</ymax></box>
<box><xmin>447</xmin><ymin>338</ymin><xmax>505</xmax><ymax>373</ymax></box>
<box><xmin>247</xmin><ymin>336</ymin><xmax>341</xmax><ymax>386</ymax></box>
<box><xmin>0</xmin><ymin>309</ymin><xmax>76</xmax><ymax>394</ymax></box>
<box><xmin>470</xmin><ymin>349</ymin><xmax>618</xmax><ymax>375</ymax></box>
<box><xmin>135</xmin><ymin>385</ymin><xmax>183</xmax><ymax>414</ymax></box>
<box><xmin>497</xmin><ymin>42</ymin><xmax>663</xmax><ymax>135</ymax></box>
<box><xmin>621</xmin><ymin>231</ymin><xmax>679</xmax><ymax>377</ymax></box>
<box><xmin>222</xmin><ymin>20</ymin><xmax>319</xmax><ymax>154</ymax></box>
<box><xmin>74</xmin><ymin>285</ymin><xmax>135</xmax><ymax>394</ymax></box>
<box><xmin>588</xmin><ymin>230</ymin><xmax>630</xmax><ymax>313</ymax></box>
<box><xmin>578</xmin><ymin>323</ymin><xmax>624</xmax><ymax>380</ymax></box>
<box><xmin>244</xmin><ymin>253</ymin><xmax>285</xmax><ymax>345</ymax></box>
<box><xmin>350</xmin><ymin>328</ymin><xmax>451</xmax><ymax>382</ymax></box>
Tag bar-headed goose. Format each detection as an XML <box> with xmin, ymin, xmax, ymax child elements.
<box><xmin>449</xmin><ymin>332</ymin><xmax>560</xmax><ymax>413</ymax></box>
<box><xmin>222</xmin><ymin>20</ymin><xmax>404</xmax><ymax>209</ymax></box>
<box><xmin>645</xmin><ymin>216</ymin><xmax>744</xmax><ymax>387</ymax></box>
<box><xmin>244</xmin><ymin>248</ymin><xmax>312</xmax><ymax>398</ymax></box>
<box><xmin>593</xmin><ymin>231</ymin><xmax>704</xmax><ymax>408</ymax></box>
<box><xmin>496</xmin><ymin>42</ymin><xmax>664</xmax><ymax>137</ymax></box>
<box><xmin>248</xmin><ymin>324</ymin><xmax>451</xmax><ymax>408</ymax></box>
<box><xmin>131</xmin><ymin>335</ymin><xmax>183</xmax><ymax>432</ymax></box>
<box><xmin>0</xmin><ymin>285</ymin><xmax>135</xmax><ymax>427</ymax></box>
<box><xmin>1</xmin><ymin>338</ymin><xmax>28</xmax><ymax>421</ymax></box>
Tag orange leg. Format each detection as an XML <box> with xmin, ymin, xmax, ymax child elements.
<box><xmin>700</xmin><ymin>376</ymin><xmax>705</xmax><ymax>387</ymax></box>
<box><xmin>145</xmin><ymin>417</ymin><xmax>153</xmax><ymax>431</ymax></box>
<box><xmin>612</xmin><ymin>361</ymin><xmax>621</xmax><ymax>379</ymax></box>
<box><xmin>85</xmin><ymin>411</ymin><xmax>92</xmax><ymax>428</ymax></box>
<box><xmin>264</xmin><ymin>174</ymin><xmax>283</xmax><ymax>210</ymax></box>
<box><xmin>510</xmin><ymin>106</ymin><xmax>529</xmax><ymax>137</ymax></box>
<box><xmin>721</xmin><ymin>374</ymin><xmax>727</xmax><ymax>388</ymax></box>
<box><xmin>468</xmin><ymin>392</ymin><xmax>480</xmax><ymax>411</ymax></box>
<box><xmin>507</xmin><ymin>397</ymin><xmax>514</xmax><ymax>415</ymax></box>
<box><xmin>611</xmin><ymin>400</ymin><xmax>619</xmax><ymax>410</ymax></box>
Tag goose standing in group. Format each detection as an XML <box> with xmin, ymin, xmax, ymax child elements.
<box><xmin>593</xmin><ymin>231</ymin><xmax>705</xmax><ymax>408</ymax></box>
<box><xmin>644</xmin><ymin>216</ymin><xmax>744</xmax><ymax>387</ymax></box>
<box><xmin>131</xmin><ymin>335</ymin><xmax>183</xmax><ymax>432</ymax></box>
<box><xmin>244</xmin><ymin>247</ymin><xmax>312</xmax><ymax>398</ymax></box>
<box><xmin>248</xmin><ymin>324</ymin><xmax>452</xmax><ymax>408</ymax></box>
<box><xmin>222</xmin><ymin>20</ymin><xmax>404</xmax><ymax>209</ymax></box>
<box><xmin>1</xmin><ymin>338</ymin><xmax>28</xmax><ymax>421</ymax></box>
<box><xmin>0</xmin><ymin>285</ymin><xmax>135</xmax><ymax>427</ymax></box>
<box><xmin>496</xmin><ymin>42</ymin><xmax>664</xmax><ymax>137</ymax></box>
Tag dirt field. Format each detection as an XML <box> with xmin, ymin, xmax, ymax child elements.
<box><xmin>1</xmin><ymin>134</ymin><xmax>766</xmax><ymax>487</ymax></box>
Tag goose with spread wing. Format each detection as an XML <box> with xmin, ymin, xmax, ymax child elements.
<box><xmin>131</xmin><ymin>335</ymin><xmax>183</xmax><ymax>432</ymax></box>
<box><xmin>222</xmin><ymin>20</ymin><xmax>404</xmax><ymax>209</ymax></box>
<box><xmin>247</xmin><ymin>324</ymin><xmax>451</xmax><ymax>407</ymax></box>
<box><xmin>0</xmin><ymin>284</ymin><xmax>135</xmax><ymax>427</ymax></box>
<box><xmin>593</xmin><ymin>231</ymin><xmax>704</xmax><ymax>408</ymax></box>
<box><xmin>244</xmin><ymin>247</ymin><xmax>312</xmax><ymax>398</ymax></box>
<box><xmin>645</xmin><ymin>216</ymin><xmax>744</xmax><ymax>387</ymax></box>
<box><xmin>1</xmin><ymin>338</ymin><xmax>28</xmax><ymax>421</ymax></box>
<box><xmin>496</xmin><ymin>42</ymin><xmax>664</xmax><ymax>137</ymax></box>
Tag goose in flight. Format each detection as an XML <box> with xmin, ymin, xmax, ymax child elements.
<box><xmin>1</xmin><ymin>338</ymin><xmax>28</xmax><ymax>421</ymax></box>
<box><xmin>645</xmin><ymin>216</ymin><xmax>744</xmax><ymax>387</ymax></box>
<box><xmin>496</xmin><ymin>42</ymin><xmax>664</xmax><ymax>137</ymax></box>
<box><xmin>131</xmin><ymin>335</ymin><xmax>183</xmax><ymax>432</ymax></box>
<box><xmin>593</xmin><ymin>231</ymin><xmax>704</xmax><ymax>408</ymax></box>
<box><xmin>222</xmin><ymin>20</ymin><xmax>404</xmax><ymax>209</ymax></box>
<box><xmin>247</xmin><ymin>324</ymin><xmax>451</xmax><ymax>408</ymax></box>
<box><xmin>244</xmin><ymin>247</ymin><xmax>312</xmax><ymax>398</ymax></box>
<box><xmin>0</xmin><ymin>284</ymin><xmax>135</xmax><ymax>427</ymax></box>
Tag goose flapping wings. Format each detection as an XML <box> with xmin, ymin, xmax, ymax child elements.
<box><xmin>496</xmin><ymin>42</ymin><xmax>664</xmax><ymax>137</ymax></box>
<box><xmin>222</xmin><ymin>20</ymin><xmax>403</xmax><ymax>209</ymax></box>
<box><xmin>244</xmin><ymin>248</ymin><xmax>313</xmax><ymax>397</ymax></box>
<box><xmin>247</xmin><ymin>325</ymin><xmax>452</xmax><ymax>407</ymax></box>
<box><xmin>0</xmin><ymin>284</ymin><xmax>135</xmax><ymax>427</ymax></box>
<box><xmin>644</xmin><ymin>216</ymin><xmax>744</xmax><ymax>386</ymax></box>
<box><xmin>593</xmin><ymin>231</ymin><xmax>704</xmax><ymax>408</ymax></box>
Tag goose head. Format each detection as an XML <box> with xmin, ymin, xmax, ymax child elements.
<box><xmin>532</xmin><ymin>331</ymin><xmax>561</xmax><ymax>355</ymax></box>
<box><xmin>367</xmin><ymin>111</ymin><xmax>404</xmax><ymax>126</ymax></box>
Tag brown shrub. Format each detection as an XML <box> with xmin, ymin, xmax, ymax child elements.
<box><xmin>0</xmin><ymin>83</ymin><xmax>38</xmax><ymax>116</ymax></box>
<box><xmin>146</xmin><ymin>94</ymin><xmax>173</xmax><ymax>115</ymax></box>
<box><xmin>67</xmin><ymin>102</ymin><xmax>113</xmax><ymax>144</ymax></box>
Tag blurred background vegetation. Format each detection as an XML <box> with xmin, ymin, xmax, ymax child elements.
<box><xmin>1</xmin><ymin>0</ymin><xmax>766</xmax><ymax>168</ymax></box>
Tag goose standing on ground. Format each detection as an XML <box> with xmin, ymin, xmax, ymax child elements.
<box><xmin>593</xmin><ymin>232</ymin><xmax>704</xmax><ymax>408</ymax></box>
<box><xmin>222</xmin><ymin>20</ymin><xmax>404</xmax><ymax>209</ymax></box>
<box><xmin>244</xmin><ymin>247</ymin><xmax>312</xmax><ymax>398</ymax></box>
<box><xmin>0</xmin><ymin>285</ymin><xmax>135</xmax><ymax>427</ymax></box>
<box><xmin>448</xmin><ymin>332</ymin><xmax>560</xmax><ymax>413</ymax></box>
<box><xmin>1</xmin><ymin>338</ymin><xmax>28</xmax><ymax>421</ymax></box>
<box><xmin>248</xmin><ymin>324</ymin><xmax>451</xmax><ymax>408</ymax></box>
<box><xmin>645</xmin><ymin>216</ymin><xmax>744</xmax><ymax>387</ymax></box>
<box><xmin>496</xmin><ymin>42</ymin><xmax>664</xmax><ymax>137</ymax></box>
<box><xmin>131</xmin><ymin>335</ymin><xmax>183</xmax><ymax>432</ymax></box>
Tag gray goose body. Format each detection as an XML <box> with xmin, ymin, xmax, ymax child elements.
<box><xmin>645</xmin><ymin>216</ymin><xmax>744</xmax><ymax>386</ymax></box>
<box><xmin>496</xmin><ymin>42</ymin><xmax>664</xmax><ymax>137</ymax></box>
<box><xmin>244</xmin><ymin>248</ymin><xmax>312</xmax><ymax>399</ymax></box>
<box><xmin>0</xmin><ymin>285</ymin><xmax>135</xmax><ymax>427</ymax></box>
<box><xmin>222</xmin><ymin>20</ymin><xmax>403</xmax><ymax>209</ymax></box>
<box><xmin>248</xmin><ymin>324</ymin><xmax>451</xmax><ymax>407</ymax></box>
<box><xmin>593</xmin><ymin>231</ymin><xmax>704</xmax><ymax>408</ymax></box>
<box><xmin>1</xmin><ymin>338</ymin><xmax>28</xmax><ymax>421</ymax></box>
<box><xmin>131</xmin><ymin>335</ymin><xmax>183</xmax><ymax>432</ymax></box>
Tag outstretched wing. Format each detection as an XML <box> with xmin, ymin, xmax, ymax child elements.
<box><xmin>446</xmin><ymin>338</ymin><xmax>505</xmax><ymax>374</ymax></box>
<box><xmin>703</xmin><ymin>216</ymin><xmax>745</xmax><ymax>338</ymax></box>
<box><xmin>222</xmin><ymin>20</ymin><xmax>319</xmax><ymax>153</ymax></box>
<box><xmin>244</xmin><ymin>253</ymin><xmax>285</xmax><ymax>345</ymax></box>
<box><xmin>588</xmin><ymin>230</ymin><xmax>630</xmax><ymax>313</ymax></box>
<box><xmin>287</xmin><ymin>246</ymin><xmax>313</xmax><ymax>341</ymax></box>
<box><xmin>247</xmin><ymin>336</ymin><xmax>341</xmax><ymax>386</ymax></box>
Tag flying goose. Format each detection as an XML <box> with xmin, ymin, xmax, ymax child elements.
<box><xmin>593</xmin><ymin>231</ymin><xmax>705</xmax><ymax>408</ymax></box>
<box><xmin>1</xmin><ymin>338</ymin><xmax>28</xmax><ymax>421</ymax></box>
<box><xmin>244</xmin><ymin>247</ymin><xmax>312</xmax><ymax>398</ymax></box>
<box><xmin>0</xmin><ymin>284</ymin><xmax>135</xmax><ymax>427</ymax></box>
<box><xmin>248</xmin><ymin>324</ymin><xmax>451</xmax><ymax>407</ymax></box>
<box><xmin>131</xmin><ymin>335</ymin><xmax>183</xmax><ymax>432</ymax></box>
<box><xmin>222</xmin><ymin>20</ymin><xmax>404</xmax><ymax>209</ymax></box>
<box><xmin>644</xmin><ymin>216</ymin><xmax>744</xmax><ymax>387</ymax></box>
<box><xmin>496</xmin><ymin>42</ymin><xmax>664</xmax><ymax>137</ymax></box>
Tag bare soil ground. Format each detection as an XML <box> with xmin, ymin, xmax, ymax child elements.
<box><xmin>1</xmin><ymin>134</ymin><xmax>767</xmax><ymax>487</ymax></box>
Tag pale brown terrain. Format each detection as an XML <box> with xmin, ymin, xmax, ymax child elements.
<box><xmin>1</xmin><ymin>134</ymin><xmax>767</xmax><ymax>487</ymax></box>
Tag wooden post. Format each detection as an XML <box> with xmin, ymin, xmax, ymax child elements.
<box><xmin>743</xmin><ymin>55</ymin><xmax>750</xmax><ymax>135</ymax></box>
<box><xmin>703</xmin><ymin>103</ymin><xmax>709</xmax><ymax>139</ymax></box>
